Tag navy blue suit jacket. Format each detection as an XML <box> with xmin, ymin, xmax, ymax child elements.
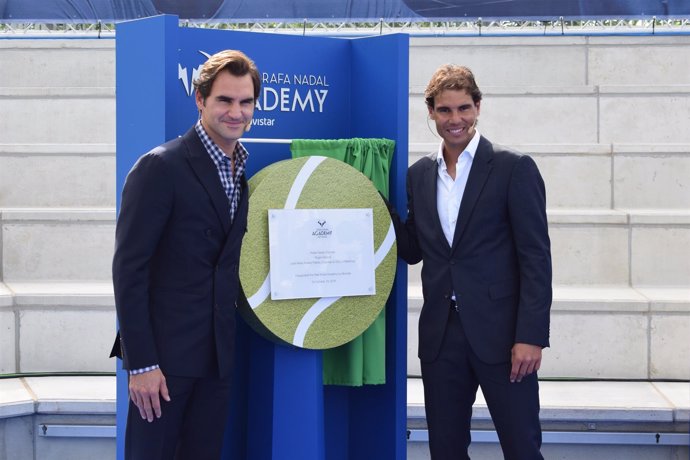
<box><xmin>394</xmin><ymin>136</ymin><xmax>552</xmax><ymax>364</ymax></box>
<box><xmin>111</xmin><ymin>127</ymin><xmax>248</xmax><ymax>379</ymax></box>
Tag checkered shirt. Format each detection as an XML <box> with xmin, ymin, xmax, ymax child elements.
<box><xmin>195</xmin><ymin>119</ymin><xmax>249</xmax><ymax>222</ymax></box>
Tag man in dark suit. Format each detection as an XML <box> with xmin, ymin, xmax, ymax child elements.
<box><xmin>391</xmin><ymin>65</ymin><xmax>552</xmax><ymax>459</ymax></box>
<box><xmin>111</xmin><ymin>50</ymin><xmax>260</xmax><ymax>459</ymax></box>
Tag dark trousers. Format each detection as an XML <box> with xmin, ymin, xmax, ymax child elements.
<box><xmin>420</xmin><ymin>307</ymin><xmax>543</xmax><ymax>460</ymax></box>
<box><xmin>125</xmin><ymin>374</ymin><xmax>232</xmax><ymax>460</ymax></box>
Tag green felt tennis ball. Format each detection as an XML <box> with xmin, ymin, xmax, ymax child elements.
<box><xmin>238</xmin><ymin>156</ymin><xmax>396</xmax><ymax>349</ymax></box>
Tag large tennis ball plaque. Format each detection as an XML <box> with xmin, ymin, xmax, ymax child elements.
<box><xmin>238</xmin><ymin>156</ymin><xmax>396</xmax><ymax>349</ymax></box>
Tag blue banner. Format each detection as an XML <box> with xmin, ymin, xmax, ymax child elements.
<box><xmin>2</xmin><ymin>0</ymin><xmax>689</xmax><ymax>21</ymax></box>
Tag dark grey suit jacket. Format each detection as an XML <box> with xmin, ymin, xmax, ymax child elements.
<box><xmin>111</xmin><ymin>127</ymin><xmax>248</xmax><ymax>379</ymax></box>
<box><xmin>393</xmin><ymin>136</ymin><xmax>552</xmax><ymax>364</ymax></box>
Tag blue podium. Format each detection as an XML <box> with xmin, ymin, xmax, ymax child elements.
<box><xmin>115</xmin><ymin>15</ymin><xmax>409</xmax><ymax>459</ymax></box>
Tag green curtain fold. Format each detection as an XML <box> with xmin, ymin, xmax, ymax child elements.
<box><xmin>290</xmin><ymin>138</ymin><xmax>395</xmax><ymax>386</ymax></box>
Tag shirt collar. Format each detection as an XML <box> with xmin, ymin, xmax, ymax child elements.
<box><xmin>436</xmin><ymin>129</ymin><xmax>481</xmax><ymax>168</ymax></box>
<box><xmin>195</xmin><ymin>119</ymin><xmax>250</xmax><ymax>168</ymax></box>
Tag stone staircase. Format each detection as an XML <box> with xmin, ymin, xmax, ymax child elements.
<box><xmin>406</xmin><ymin>35</ymin><xmax>690</xmax><ymax>382</ymax></box>
<box><xmin>0</xmin><ymin>34</ymin><xmax>688</xmax><ymax>459</ymax></box>
<box><xmin>0</xmin><ymin>39</ymin><xmax>116</xmax><ymax>374</ymax></box>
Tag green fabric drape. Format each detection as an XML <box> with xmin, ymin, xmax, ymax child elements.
<box><xmin>290</xmin><ymin>138</ymin><xmax>395</xmax><ymax>386</ymax></box>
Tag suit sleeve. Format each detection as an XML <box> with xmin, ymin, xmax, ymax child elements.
<box><xmin>388</xmin><ymin>170</ymin><xmax>423</xmax><ymax>265</ymax></box>
<box><xmin>508</xmin><ymin>155</ymin><xmax>552</xmax><ymax>348</ymax></box>
<box><xmin>112</xmin><ymin>152</ymin><xmax>173</xmax><ymax>370</ymax></box>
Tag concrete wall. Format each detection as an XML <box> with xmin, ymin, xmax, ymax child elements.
<box><xmin>406</xmin><ymin>35</ymin><xmax>690</xmax><ymax>379</ymax></box>
<box><xmin>0</xmin><ymin>34</ymin><xmax>688</xmax><ymax>380</ymax></box>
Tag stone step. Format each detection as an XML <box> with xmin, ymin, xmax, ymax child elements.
<box><xmin>406</xmin><ymin>285</ymin><xmax>690</xmax><ymax>380</ymax></box>
<box><xmin>0</xmin><ymin>39</ymin><xmax>114</xmax><ymax>88</ymax></box>
<box><xmin>0</xmin><ymin>144</ymin><xmax>115</xmax><ymax>208</ymax></box>
<box><xmin>0</xmin><ymin>281</ymin><xmax>115</xmax><ymax>374</ymax></box>
<box><xmin>0</xmin><ymin>376</ymin><xmax>687</xmax><ymax>460</ymax></box>
<box><xmin>409</xmin><ymin>84</ymin><xmax>690</xmax><ymax>146</ymax></box>
<box><xmin>408</xmin><ymin>378</ymin><xmax>690</xmax><ymax>460</ymax></box>
<box><xmin>0</xmin><ymin>87</ymin><xmax>114</xmax><ymax>144</ymax></box>
<box><xmin>405</xmin><ymin>209</ymin><xmax>690</xmax><ymax>287</ymax></box>
<box><xmin>409</xmin><ymin>36</ymin><xmax>690</xmax><ymax>88</ymax></box>
<box><xmin>2</xmin><ymin>140</ymin><xmax>686</xmax><ymax>210</ymax></box>
<box><xmin>409</xmin><ymin>143</ymin><xmax>690</xmax><ymax>211</ymax></box>
<box><xmin>0</xmin><ymin>376</ymin><xmax>115</xmax><ymax>460</ymax></box>
<box><xmin>3</xmin><ymin>280</ymin><xmax>687</xmax><ymax>378</ymax></box>
<box><xmin>1</xmin><ymin>207</ymin><xmax>687</xmax><ymax>287</ymax></box>
<box><xmin>0</xmin><ymin>208</ymin><xmax>115</xmax><ymax>282</ymax></box>
<box><xmin>549</xmin><ymin>209</ymin><xmax>690</xmax><ymax>286</ymax></box>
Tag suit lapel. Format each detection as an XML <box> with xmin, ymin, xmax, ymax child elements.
<box><xmin>451</xmin><ymin>136</ymin><xmax>493</xmax><ymax>253</ymax></box>
<box><xmin>423</xmin><ymin>155</ymin><xmax>452</xmax><ymax>252</ymax></box>
<box><xmin>183</xmin><ymin>128</ymin><xmax>232</xmax><ymax>235</ymax></box>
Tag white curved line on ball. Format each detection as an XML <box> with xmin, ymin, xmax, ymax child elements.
<box><xmin>292</xmin><ymin>220</ymin><xmax>397</xmax><ymax>347</ymax></box>
<box><xmin>284</xmin><ymin>155</ymin><xmax>326</xmax><ymax>209</ymax></box>
<box><xmin>374</xmin><ymin>221</ymin><xmax>396</xmax><ymax>267</ymax></box>
<box><xmin>292</xmin><ymin>296</ymin><xmax>340</xmax><ymax>347</ymax></box>
<box><xmin>247</xmin><ymin>156</ymin><xmax>326</xmax><ymax>309</ymax></box>
<box><xmin>248</xmin><ymin>274</ymin><xmax>271</xmax><ymax>309</ymax></box>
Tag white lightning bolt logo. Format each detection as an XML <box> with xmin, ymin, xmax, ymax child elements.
<box><xmin>178</xmin><ymin>50</ymin><xmax>212</xmax><ymax>97</ymax></box>
<box><xmin>178</xmin><ymin>63</ymin><xmax>191</xmax><ymax>96</ymax></box>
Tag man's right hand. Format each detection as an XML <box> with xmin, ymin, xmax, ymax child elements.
<box><xmin>128</xmin><ymin>368</ymin><xmax>170</xmax><ymax>422</ymax></box>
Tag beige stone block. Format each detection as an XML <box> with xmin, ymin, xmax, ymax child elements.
<box><xmin>549</xmin><ymin>225</ymin><xmax>629</xmax><ymax>285</ymax></box>
<box><xmin>628</xmin><ymin>210</ymin><xmax>690</xmax><ymax>226</ymax></box>
<box><xmin>0</xmin><ymin>282</ymin><xmax>12</xmax><ymax>307</ymax></box>
<box><xmin>650</xmin><ymin>314</ymin><xmax>690</xmax><ymax>380</ymax></box>
<box><xmin>8</xmin><ymin>281</ymin><xmax>114</xmax><ymax>308</ymax></box>
<box><xmin>410</xmin><ymin>93</ymin><xmax>599</xmax><ymax>145</ymax></box>
<box><xmin>548</xmin><ymin>209</ymin><xmax>628</xmax><ymax>225</ymax></box>
<box><xmin>589</xmin><ymin>44</ymin><xmax>690</xmax><ymax>86</ymax></box>
<box><xmin>652</xmin><ymin>381</ymin><xmax>690</xmax><ymax>422</ymax></box>
<box><xmin>637</xmin><ymin>286</ymin><xmax>690</xmax><ymax>312</ymax></box>
<box><xmin>2</xmin><ymin>222</ymin><xmax>114</xmax><ymax>281</ymax></box>
<box><xmin>0</xmin><ymin>40</ymin><xmax>114</xmax><ymax>87</ymax></box>
<box><xmin>541</xmin><ymin>312</ymin><xmax>648</xmax><ymax>379</ymax></box>
<box><xmin>19</xmin><ymin>310</ymin><xmax>116</xmax><ymax>373</ymax></box>
<box><xmin>631</xmin><ymin>227</ymin><xmax>690</xmax><ymax>287</ymax></box>
<box><xmin>600</xmin><ymin>95</ymin><xmax>690</xmax><ymax>144</ymax></box>
<box><xmin>534</xmin><ymin>155</ymin><xmax>612</xmax><ymax>209</ymax></box>
<box><xmin>25</xmin><ymin>376</ymin><xmax>116</xmax><ymax>414</ymax></box>
<box><xmin>475</xmin><ymin>95</ymin><xmax>598</xmax><ymax>145</ymax></box>
<box><xmin>614</xmin><ymin>155</ymin><xmax>690</xmax><ymax>209</ymax></box>
<box><xmin>552</xmin><ymin>285</ymin><xmax>648</xmax><ymax>312</ymax></box>
<box><xmin>0</xmin><ymin>92</ymin><xmax>115</xmax><ymax>144</ymax></box>
<box><xmin>409</xmin><ymin>38</ymin><xmax>586</xmax><ymax>88</ymax></box>
<box><xmin>0</xmin><ymin>155</ymin><xmax>115</xmax><ymax>208</ymax></box>
<box><xmin>0</xmin><ymin>311</ymin><xmax>16</xmax><ymax>374</ymax></box>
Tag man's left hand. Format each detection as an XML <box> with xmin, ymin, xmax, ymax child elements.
<box><xmin>510</xmin><ymin>343</ymin><xmax>542</xmax><ymax>383</ymax></box>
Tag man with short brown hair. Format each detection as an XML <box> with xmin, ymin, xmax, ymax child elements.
<box><xmin>392</xmin><ymin>64</ymin><xmax>552</xmax><ymax>459</ymax></box>
<box><xmin>111</xmin><ymin>49</ymin><xmax>260</xmax><ymax>459</ymax></box>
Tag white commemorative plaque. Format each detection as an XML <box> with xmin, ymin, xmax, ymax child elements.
<box><xmin>267</xmin><ymin>208</ymin><xmax>376</xmax><ymax>300</ymax></box>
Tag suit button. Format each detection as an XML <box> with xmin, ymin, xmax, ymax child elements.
<box><xmin>450</xmin><ymin>260</ymin><xmax>455</xmax><ymax>265</ymax></box>
<box><xmin>205</xmin><ymin>229</ymin><xmax>212</xmax><ymax>236</ymax></box>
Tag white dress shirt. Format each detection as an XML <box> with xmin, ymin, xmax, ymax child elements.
<box><xmin>436</xmin><ymin>130</ymin><xmax>481</xmax><ymax>247</ymax></box>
